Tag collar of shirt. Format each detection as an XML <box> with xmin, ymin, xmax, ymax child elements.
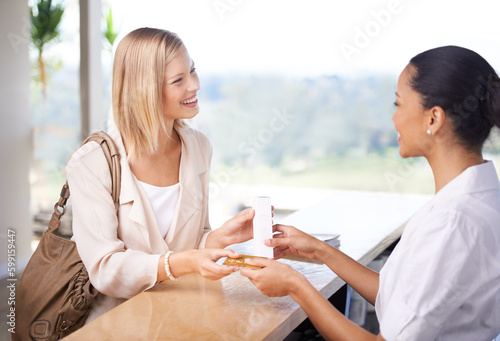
<box><xmin>432</xmin><ymin>160</ymin><xmax>500</xmax><ymax>205</ymax></box>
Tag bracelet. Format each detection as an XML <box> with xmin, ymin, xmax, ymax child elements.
<box><xmin>164</xmin><ymin>251</ymin><xmax>179</xmax><ymax>281</ymax></box>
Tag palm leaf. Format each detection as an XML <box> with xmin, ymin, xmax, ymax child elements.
<box><xmin>104</xmin><ymin>7</ymin><xmax>119</xmax><ymax>48</ymax></box>
<box><xmin>30</xmin><ymin>0</ymin><xmax>64</xmax><ymax>96</ymax></box>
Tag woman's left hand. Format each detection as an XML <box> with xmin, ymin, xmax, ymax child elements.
<box><xmin>205</xmin><ymin>208</ymin><xmax>255</xmax><ymax>249</ymax></box>
<box><xmin>206</xmin><ymin>206</ymin><xmax>275</xmax><ymax>248</ymax></box>
<box><xmin>220</xmin><ymin>207</ymin><xmax>255</xmax><ymax>246</ymax></box>
<box><xmin>240</xmin><ymin>257</ymin><xmax>306</xmax><ymax>297</ymax></box>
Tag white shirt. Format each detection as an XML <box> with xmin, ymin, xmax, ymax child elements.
<box><xmin>138</xmin><ymin>181</ymin><xmax>180</xmax><ymax>239</ymax></box>
<box><xmin>375</xmin><ymin>161</ymin><xmax>500</xmax><ymax>341</ymax></box>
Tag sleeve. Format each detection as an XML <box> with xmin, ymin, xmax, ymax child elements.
<box><xmin>66</xmin><ymin>143</ymin><xmax>160</xmax><ymax>299</ymax></box>
<box><xmin>197</xmin><ymin>133</ymin><xmax>213</xmax><ymax>249</ymax></box>
<box><xmin>379</xmin><ymin>210</ymin><xmax>482</xmax><ymax>341</ymax></box>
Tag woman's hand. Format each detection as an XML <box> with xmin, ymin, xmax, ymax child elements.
<box><xmin>190</xmin><ymin>249</ymin><xmax>241</xmax><ymax>280</ymax></box>
<box><xmin>240</xmin><ymin>258</ymin><xmax>307</xmax><ymax>297</ymax></box>
<box><xmin>221</xmin><ymin>208</ymin><xmax>256</xmax><ymax>245</ymax></box>
<box><xmin>267</xmin><ymin>224</ymin><xmax>325</xmax><ymax>260</ymax></box>
<box><xmin>164</xmin><ymin>249</ymin><xmax>241</xmax><ymax>281</ymax></box>
<box><xmin>205</xmin><ymin>208</ymin><xmax>256</xmax><ymax>249</ymax></box>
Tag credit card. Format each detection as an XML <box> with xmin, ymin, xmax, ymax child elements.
<box><xmin>223</xmin><ymin>255</ymin><xmax>263</xmax><ymax>269</ymax></box>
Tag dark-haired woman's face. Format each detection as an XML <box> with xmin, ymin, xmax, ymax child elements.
<box><xmin>392</xmin><ymin>65</ymin><xmax>429</xmax><ymax>158</ymax></box>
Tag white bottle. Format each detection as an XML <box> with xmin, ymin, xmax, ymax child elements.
<box><xmin>252</xmin><ymin>197</ymin><xmax>274</xmax><ymax>258</ymax></box>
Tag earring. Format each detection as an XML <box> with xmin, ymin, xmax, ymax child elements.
<box><xmin>426</xmin><ymin>129</ymin><xmax>432</xmax><ymax>135</ymax></box>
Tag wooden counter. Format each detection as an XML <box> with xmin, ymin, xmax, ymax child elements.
<box><xmin>65</xmin><ymin>190</ymin><xmax>429</xmax><ymax>341</ymax></box>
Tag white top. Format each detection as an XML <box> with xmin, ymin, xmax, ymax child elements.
<box><xmin>138</xmin><ymin>181</ymin><xmax>180</xmax><ymax>239</ymax></box>
<box><xmin>375</xmin><ymin>161</ymin><xmax>500</xmax><ymax>341</ymax></box>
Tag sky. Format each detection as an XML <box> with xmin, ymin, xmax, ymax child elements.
<box><xmin>53</xmin><ymin>0</ymin><xmax>500</xmax><ymax>78</ymax></box>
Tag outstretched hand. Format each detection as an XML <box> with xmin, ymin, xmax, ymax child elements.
<box><xmin>164</xmin><ymin>249</ymin><xmax>241</xmax><ymax>282</ymax></box>
<box><xmin>205</xmin><ymin>208</ymin><xmax>254</xmax><ymax>249</ymax></box>
<box><xmin>267</xmin><ymin>224</ymin><xmax>324</xmax><ymax>260</ymax></box>
<box><xmin>221</xmin><ymin>207</ymin><xmax>256</xmax><ymax>246</ymax></box>
<box><xmin>240</xmin><ymin>257</ymin><xmax>306</xmax><ymax>297</ymax></box>
<box><xmin>191</xmin><ymin>249</ymin><xmax>241</xmax><ymax>280</ymax></box>
<box><xmin>206</xmin><ymin>206</ymin><xmax>274</xmax><ymax>249</ymax></box>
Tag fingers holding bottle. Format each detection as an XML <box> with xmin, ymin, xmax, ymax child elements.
<box><xmin>266</xmin><ymin>224</ymin><xmax>325</xmax><ymax>260</ymax></box>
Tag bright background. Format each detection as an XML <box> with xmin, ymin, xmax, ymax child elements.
<box><xmin>31</xmin><ymin>0</ymin><xmax>500</xmax><ymax>227</ymax></box>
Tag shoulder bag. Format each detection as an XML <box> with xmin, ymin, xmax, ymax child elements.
<box><xmin>14</xmin><ymin>131</ymin><xmax>121</xmax><ymax>340</ymax></box>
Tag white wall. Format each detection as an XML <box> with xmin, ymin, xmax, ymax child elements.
<box><xmin>0</xmin><ymin>0</ymin><xmax>32</xmax><ymax>277</ymax></box>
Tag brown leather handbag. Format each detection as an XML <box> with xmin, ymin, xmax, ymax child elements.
<box><xmin>14</xmin><ymin>131</ymin><xmax>121</xmax><ymax>340</ymax></box>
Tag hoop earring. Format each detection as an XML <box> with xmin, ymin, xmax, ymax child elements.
<box><xmin>426</xmin><ymin>129</ymin><xmax>432</xmax><ymax>135</ymax></box>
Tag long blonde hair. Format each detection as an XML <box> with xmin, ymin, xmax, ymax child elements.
<box><xmin>112</xmin><ymin>27</ymin><xmax>185</xmax><ymax>160</ymax></box>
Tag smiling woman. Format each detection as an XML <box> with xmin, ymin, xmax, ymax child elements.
<box><xmin>64</xmin><ymin>27</ymin><xmax>261</xmax><ymax>326</ymax></box>
<box><xmin>163</xmin><ymin>48</ymin><xmax>200</xmax><ymax>121</ymax></box>
<box><xmin>392</xmin><ymin>67</ymin><xmax>430</xmax><ymax>159</ymax></box>
<box><xmin>241</xmin><ymin>46</ymin><xmax>500</xmax><ymax>341</ymax></box>
<box><xmin>111</xmin><ymin>28</ymin><xmax>187</xmax><ymax>160</ymax></box>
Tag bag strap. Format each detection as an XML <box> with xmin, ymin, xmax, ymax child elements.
<box><xmin>48</xmin><ymin>131</ymin><xmax>121</xmax><ymax>234</ymax></box>
<box><xmin>81</xmin><ymin>131</ymin><xmax>121</xmax><ymax>210</ymax></box>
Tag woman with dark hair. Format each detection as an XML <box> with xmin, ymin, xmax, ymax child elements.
<box><xmin>241</xmin><ymin>46</ymin><xmax>500</xmax><ymax>341</ymax></box>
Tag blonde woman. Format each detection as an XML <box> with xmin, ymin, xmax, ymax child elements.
<box><xmin>66</xmin><ymin>27</ymin><xmax>253</xmax><ymax>323</ymax></box>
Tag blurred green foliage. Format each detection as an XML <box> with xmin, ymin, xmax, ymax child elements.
<box><xmin>30</xmin><ymin>0</ymin><xmax>64</xmax><ymax>96</ymax></box>
<box><xmin>103</xmin><ymin>7</ymin><xmax>119</xmax><ymax>50</ymax></box>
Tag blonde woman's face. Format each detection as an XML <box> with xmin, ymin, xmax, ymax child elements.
<box><xmin>163</xmin><ymin>46</ymin><xmax>200</xmax><ymax>121</ymax></box>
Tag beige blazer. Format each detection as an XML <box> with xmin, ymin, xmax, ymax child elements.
<box><xmin>66</xmin><ymin>122</ymin><xmax>212</xmax><ymax>322</ymax></box>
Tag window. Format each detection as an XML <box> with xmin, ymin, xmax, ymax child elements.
<box><xmin>32</xmin><ymin>0</ymin><xmax>500</xmax><ymax>229</ymax></box>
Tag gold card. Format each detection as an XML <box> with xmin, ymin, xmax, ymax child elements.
<box><xmin>223</xmin><ymin>255</ymin><xmax>264</xmax><ymax>269</ymax></box>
